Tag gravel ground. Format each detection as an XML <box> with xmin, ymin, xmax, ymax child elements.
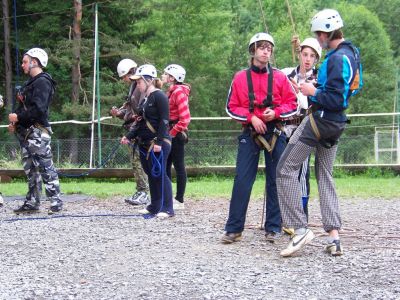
<box><xmin>0</xmin><ymin>195</ymin><xmax>399</xmax><ymax>300</ymax></box>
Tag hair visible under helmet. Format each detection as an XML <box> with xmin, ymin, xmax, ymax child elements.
<box><xmin>311</xmin><ymin>9</ymin><xmax>344</xmax><ymax>42</ymax></box>
<box><xmin>248</xmin><ymin>32</ymin><xmax>275</xmax><ymax>56</ymax></box>
<box><xmin>300</xmin><ymin>37</ymin><xmax>322</xmax><ymax>61</ymax></box>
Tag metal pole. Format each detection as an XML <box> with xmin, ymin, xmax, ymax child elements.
<box><xmin>89</xmin><ymin>3</ymin><xmax>98</xmax><ymax>168</ymax></box>
<box><xmin>95</xmin><ymin>3</ymin><xmax>102</xmax><ymax>166</ymax></box>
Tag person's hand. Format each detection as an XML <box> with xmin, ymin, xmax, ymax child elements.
<box><xmin>262</xmin><ymin>108</ymin><xmax>276</xmax><ymax>123</ymax></box>
<box><xmin>251</xmin><ymin>115</ymin><xmax>266</xmax><ymax>134</ymax></box>
<box><xmin>8</xmin><ymin>123</ymin><xmax>15</xmax><ymax>133</ymax></box>
<box><xmin>110</xmin><ymin>107</ymin><xmax>119</xmax><ymax>117</ymax></box>
<box><xmin>120</xmin><ymin>136</ymin><xmax>130</xmax><ymax>145</ymax></box>
<box><xmin>299</xmin><ymin>82</ymin><xmax>316</xmax><ymax>97</ymax></box>
<box><xmin>291</xmin><ymin>35</ymin><xmax>301</xmax><ymax>53</ymax></box>
<box><xmin>8</xmin><ymin>113</ymin><xmax>18</xmax><ymax>123</ymax></box>
<box><xmin>153</xmin><ymin>144</ymin><xmax>162</xmax><ymax>153</ymax></box>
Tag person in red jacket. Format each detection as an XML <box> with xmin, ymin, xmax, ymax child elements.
<box><xmin>162</xmin><ymin>64</ymin><xmax>191</xmax><ymax>210</ymax></box>
<box><xmin>221</xmin><ymin>33</ymin><xmax>297</xmax><ymax>244</ymax></box>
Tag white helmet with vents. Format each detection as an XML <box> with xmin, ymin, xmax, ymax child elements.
<box><xmin>117</xmin><ymin>59</ymin><xmax>137</xmax><ymax>77</ymax></box>
<box><xmin>25</xmin><ymin>48</ymin><xmax>48</xmax><ymax>68</ymax></box>
<box><xmin>129</xmin><ymin>64</ymin><xmax>157</xmax><ymax>80</ymax></box>
<box><xmin>248</xmin><ymin>32</ymin><xmax>275</xmax><ymax>50</ymax></box>
<box><xmin>164</xmin><ymin>64</ymin><xmax>186</xmax><ymax>82</ymax></box>
<box><xmin>311</xmin><ymin>9</ymin><xmax>343</xmax><ymax>33</ymax></box>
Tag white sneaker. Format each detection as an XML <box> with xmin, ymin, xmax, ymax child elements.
<box><xmin>173</xmin><ymin>199</ymin><xmax>185</xmax><ymax>210</ymax></box>
<box><xmin>0</xmin><ymin>193</ymin><xmax>4</xmax><ymax>207</ymax></box>
<box><xmin>280</xmin><ymin>229</ymin><xmax>315</xmax><ymax>257</ymax></box>
<box><xmin>138</xmin><ymin>208</ymin><xmax>151</xmax><ymax>215</ymax></box>
<box><xmin>156</xmin><ymin>212</ymin><xmax>173</xmax><ymax>218</ymax></box>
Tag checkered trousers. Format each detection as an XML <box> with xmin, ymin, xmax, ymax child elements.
<box><xmin>277</xmin><ymin>116</ymin><xmax>342</xmax><ymax>232</ymax></box>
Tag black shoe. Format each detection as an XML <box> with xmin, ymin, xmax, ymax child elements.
<box><xmin>265</xmin><ymin>231</ymin><xmax>283</xmax><ymax>243</ymax></box>
<box><xmin>14</xmin><ymin>202</ymin><xmax>40</xmax><ymax>214</ymax></box>
<box><xmin>48</xmin><ymin>200</ymin><xmax>63</xmax><ymax>214</ymax></box>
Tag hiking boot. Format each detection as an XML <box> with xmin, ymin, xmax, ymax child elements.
<box><xmin>265</xmin><ymin>231</ymin><xmax>283</xmax><ymax>243</ymax></box>
<box><xmin>325</xmin><ymin>240</ymin><xmax>343</xmax><ymax>256</ymax></box>
<box><xmin>48</xmin><ymin>199</ymin><xmax>63</xmax><ymax>214</ymax></box>
<box><xmin>173</xmin><ymin>199</ymin><xmax>185</xmax><ymax>210</ymax></box>
<box><xmin>14</xmin><ymin>201</ymin><xmax>40</xmax><ymax>214</ymax></box>
<box><xmin>125</xmin><ymin>191</ymin><xmax>149</xmax><ymax>206</ymax></box>
<box><xmin>221</xmin><ymin>232</ymin><xmax>242</xmax><ymax>244</ymax></box>
<box><xmin>280</xmin><ymin>228</ymin><xmax>315</xmax><ymax>257</ymax></box>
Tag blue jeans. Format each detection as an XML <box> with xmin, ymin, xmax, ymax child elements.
<box><xmin>225</xmin><ymin>126</ymin><xmax>287</xmax><ymax>233</ymax></box>
<box><xmin>139</xmin><ymin>140</ymin><xmax>173</xmax><ymax>215</ymax></box>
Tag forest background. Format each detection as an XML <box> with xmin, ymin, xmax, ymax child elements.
<box><xmin>0</xmin><ymin>0</ymin><xmax>398</xmax><ymax>146</ymax></box>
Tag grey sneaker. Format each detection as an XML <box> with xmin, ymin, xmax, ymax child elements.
<box><xmin>125</xmin><ymin>191</ymin><xmax>149</xmax><ymax>205</ymax></box>
<box><xmin>221</xmin><ymin>232</ymin><xmax>242</xmax><ymax>244</ymax></box>
<box><xmin>325</xmin><ymin>240</ymin><xmax>343</xmax><ymax>256</ymax></box>
<box><xmin>48</xmin><ymin>199</ymin><xmax>63</xmax><ymax>214</ymax></box>
<box><xmin>280</xmin><ymin>228</ymin><xmax>315</xmax><ymax>257</ymax></box>
<box><xmin>265</xmin><ymin>231</ymin><xmax>283</xmax><ymax>243</ymax></box>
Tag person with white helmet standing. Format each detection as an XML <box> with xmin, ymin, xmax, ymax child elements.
<box><xmin>8</xmin><ymin>47</ymin><xmax>63</xmax><ymax>214</ymax></box>
<box><xmin>281</xmin><ymin>37</ymin><xmax>322</xmax><ymax>223</ymax></box>
<box><xmin>221</xmin><ymin>33</ymin><xmax>297</xmax><ymax>244</ymax></box>
<box><xmin>161</xmin><ymin>64</ymin><xmax>191</xmax><ymax>210</ymax></box>
<box><xmin>277</xmin><ymin>9</ymin><xmax>363</xmax><ymax>257</ymax></box>
<box><xmin>120</xmin><ymin>64</ymin><xmax>174</xmax><ymax>218</ymax></box>
<box><xmin>110</xmin><ymin>59</ymin><xmax>150</xmax><ymax>206</ymax></box>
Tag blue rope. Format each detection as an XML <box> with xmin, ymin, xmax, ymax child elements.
<box><xmin>2</xmin><ymin>213</ymin><xmax>155</xmax><ymax>223</ymax></box>
<box><xmin>139</xmin><ymin>146</ymin><xmax>165</xmax><ymax>216</ymax></box>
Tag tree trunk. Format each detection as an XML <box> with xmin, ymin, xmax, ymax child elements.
<box><xmin>2</xmin><ymin>0</ymin><xmax>13</xmax><ymax>108</ymax></box>
<box><xmin>70</xmin><ymin>0</ymin><xmax>82</xmax><ymax>164</ymax></box>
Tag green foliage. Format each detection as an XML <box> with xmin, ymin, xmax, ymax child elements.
<box><xmin>0</xmin><ymin>0</ymin><xmax>398</xmax><ymax>141</ymax></box>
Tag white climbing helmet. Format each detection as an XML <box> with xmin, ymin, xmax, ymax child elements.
<box><xmin>164</xmin><ymin>64</ymin><xmax>186</xmax><ymax>82</ymax></box>
<box><xmin>129</xmin><ymin>64</ymin><xmax>158</xmax><ymax>80</ymax></box>
<box><xmin>311</xmin><ymin>9</ymin><xmax>343</xmax><ymax>33</ymax></box>
<box><xmin>117</xmin><ymin>59</ymin><xmax>137</xmax><ymax>77</ymax></box>
<box><xmin>300</xmin><ymin>37</ymin><xmax>322</xmax><ymax>60</ymax></box>
<box><xmin>248</xmin><ymin>32</ymin><xmax>275</xmax><ymax>51</ymax></box>
<box><xmin>25</xmin><ymin>48</ymin><xmax>48</xmax><ymax>68</ymax></box>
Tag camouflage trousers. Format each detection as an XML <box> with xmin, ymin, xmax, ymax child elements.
<box><xmin>129</xmin><ymin>146</ymin><xmax>149</xmax><ymax>193</ymax></box>
<box><xmin>17</xmin><ymin>126</ymin><xmax>61</xmax><ymax>204</ymax></box>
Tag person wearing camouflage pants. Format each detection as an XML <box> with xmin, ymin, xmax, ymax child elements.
<box><xmin>110</xmin><ymin>58</ymin><xmax>149</xmax><ymax>205</ymax></box>
<box><xmin>8</xmin><ymin>47</ymin><xmax>62</xmax><ymax>214</ymax></box>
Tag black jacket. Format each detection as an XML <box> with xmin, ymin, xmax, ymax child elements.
<box><xmin>126</xmin><ymin>90</ymin><xmax>170</xmax><ymax>145</ymax></box>
<box><xmin>16</xmin><ymin>72</ymin><xmax>56</xmax><ymax>129</ymax></box>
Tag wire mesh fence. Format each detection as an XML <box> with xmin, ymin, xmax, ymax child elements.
<box><xmin>1</xmin><ymin>115</ymin><xmax>400</xmax><ymax>169</ymax></box>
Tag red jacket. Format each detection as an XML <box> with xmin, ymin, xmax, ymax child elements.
<box><xmin>168</xmin><ymin>84</ymin><xmax>191</xmax><ymax>137</ymax></box>
<box><xmin>226</xmin><ymin>65</ymin><xmax>297</xmax><ymax>124</ymax></box>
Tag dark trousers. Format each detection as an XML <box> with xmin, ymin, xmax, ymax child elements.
<box><xmin>166</xmin><ymin>134</ymin><xmax>187</xmax><ymax>202</ymax></box>
<box><xmin>139</xmin><ymin>140</ymin><xmax>173</xmax><ymax>215</ymax></box>
<box><xmin>225</xmin><ymin>126</ymin><xmax>287</xmax><ymax>233</ymax></box>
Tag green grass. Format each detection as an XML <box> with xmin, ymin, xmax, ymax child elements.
<box><xmin>1</xmin><ymin>173</ymin><xmax>400</xmax><ymax>200</ymax></box>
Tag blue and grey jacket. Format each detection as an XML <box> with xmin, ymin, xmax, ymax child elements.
<box><xmin>310</xmin><ymin>40</ymin><xmax>362</xmax><ymax>122</ymax></box>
